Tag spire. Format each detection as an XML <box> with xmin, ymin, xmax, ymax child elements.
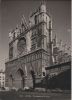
<box><xmin>39</xmin><ymin>0</ymin><xmax>46</xmax><ymax>13</ymax></box>
<box><xmin>41</xmin><ymin>0</ymin><xmax>46</xmax><ymax>5</ymax></box>
<box><xmin>21</xmin><ymin>15</ymin><xmax>28</xmax><ymax>32</ymax></box>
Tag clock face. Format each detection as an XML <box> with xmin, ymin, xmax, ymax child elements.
<box><xmin>17</xmin><ymin>38</ymin><xmax>26</xmax><ymax>54</ymax></box>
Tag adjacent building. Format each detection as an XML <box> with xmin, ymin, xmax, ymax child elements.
<box><xmin>0</xmin><ymin>70</ymin><xmax>5</xmax><ymax>88</ymax></box>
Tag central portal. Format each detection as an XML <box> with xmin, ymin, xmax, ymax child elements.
<box><xmin>15</xmin><ymin>68</ymin><xmax>25</xmax><ymax>89</ymax></box>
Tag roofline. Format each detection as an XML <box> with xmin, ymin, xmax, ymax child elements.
<box><xmin>45</xmin><ymin>61</ymin><xmax>71</xmax><ymax>70</ymax></box>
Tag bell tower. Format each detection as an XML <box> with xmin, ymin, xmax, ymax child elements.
<box><xmin>30</xmin><ymin>3</ymin><xmax>53</xmax><ymax>78</ymax></box>
<box><xmin>30</xmin><ymin>3</ymin><xmax>53</xmax><ymax>52</ymax></box>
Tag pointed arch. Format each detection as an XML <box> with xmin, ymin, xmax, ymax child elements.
<box><xmin>9</xmin><ymin>74</ymin><xmax>14</xmax><ymax>88</ymax></box>
<box><xmin>17</xmin><ymin>68</ymin><xmax>24</xmax><ymax>77</ymax></box>
<box><xmin>30</xmin><ymin>70</ymin><xmax>36</xmax><ymax>89</ymax></box>
<box><xmin>15</xmin><ymin>68</ymin><xmax>25</xmax><ymax>89</ymax></box>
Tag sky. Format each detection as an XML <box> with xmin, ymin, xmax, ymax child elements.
<box><xmin>0</xmin><ymin>0</ymin><xmax>71</xmax><ymax>70</ymax></box>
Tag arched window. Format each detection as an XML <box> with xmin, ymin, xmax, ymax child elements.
<box><xmin>9</xmin><ymin>74</ymin><xmax>14</xmax><ymax>87</ymax></box>
<box><xmin>17</xmin><ymin>37</ymin><xmax>26</xmax><ymax>54</ymax></box>
<box><xmin>30</xmin><ymin>70</ymin><xmax>36</xmax><ymax>89</ymax></box>
<box><xmin>43</xmin><ymin>72</ymin><xmax>45</xmax><ymax>76</ymax></box>
<box><xmin>35</xmin><ymin>15</ymin><xmax>37</xmax><ymax>24</ymax></box>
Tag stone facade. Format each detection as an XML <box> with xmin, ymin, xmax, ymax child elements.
<box><xmin>5</xmin><ymin>4</ymin><xmax>53</xmax><ymax>89</ymax></box>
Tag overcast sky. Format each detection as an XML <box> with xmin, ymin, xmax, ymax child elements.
<box><xmin>0</xmin><ymin>0</ymin><xmax>71</xmax><ymax>70</ymax></box>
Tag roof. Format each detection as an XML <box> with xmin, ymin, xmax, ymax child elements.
<box><xmin>45</xmin><ymin>61</ymin><xmax>71</xmax><ymax>70</ymax></box>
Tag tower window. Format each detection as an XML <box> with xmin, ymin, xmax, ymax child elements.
<box><xmin>46</xmin><ymin>17</ymin><xmax>48</xmax><ymax>29</ymax></box>
<box><xmin>9</xmin><ymin>46</ymin><xmax>13</xmax><ymax>59</ymax></box>
<box><xmin>43</xmin><ymin>72</ymin><xmax>45</xmax><ymax>76</ymax></box>
<box><xmin>35</xmin><ymin>15</ymin><xmax>37</xmax><ymax>24</ymax></box>
<box><xmin>13</xmin><ymin>32</ymin><xmax>15</xmax><ymax>39</ymax></box>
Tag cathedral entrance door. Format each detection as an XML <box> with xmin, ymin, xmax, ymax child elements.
<box><xmin>9</xmin><ymin>74</ymin><xmax>14</xmax><ymax>88</ymax></box>
<box><xmin>15</xmin><ymin>68</ymin><xmax>25</xmax><ymax>89</ymax></box>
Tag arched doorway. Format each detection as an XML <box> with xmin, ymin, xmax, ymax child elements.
<box><xmin>9</xmin><ymin>74</ymin><xmax>14</xmax><ymax>88</ymax></box>
<box><xmin>30</xmin><ymin>70</ymin><xmax>36</xmax><ymax>89</ymax></box>
<box><xmin>15</xmin><ymin>68</ymin><xmax>25</xmax><ymax>89</ymax></box>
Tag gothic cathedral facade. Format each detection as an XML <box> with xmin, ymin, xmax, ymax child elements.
<box><xmin>5</xmin><ymin>4</ymin><xmax>53</xmax><ymax>89</ymax></box>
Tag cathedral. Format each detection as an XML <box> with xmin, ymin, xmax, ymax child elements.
<box><xmin>5</xmin><ymin>3</ymin><xmax>70</xmax><ymax>89</ymax></box>
<box><xmin>5</xmin><ymin>3</ymin><xmax>54</xmax><ymax>89</ymax></box>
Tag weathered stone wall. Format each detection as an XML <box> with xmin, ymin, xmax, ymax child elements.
<box><xmin>6</xmin><ymin>4</ymin><xmax>53</xmax><ymax>89</ymax></box>
<box><xmin>46</xmin><ymin>62</ymin><xmax>71</xmax><ymax>77</ymax></box>
<box><xmin>5</xmin><ymin>49</ymin><xmax>49</xmax><ymax>89</ymax></box>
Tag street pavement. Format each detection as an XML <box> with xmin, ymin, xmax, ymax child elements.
<box><xmin>0</xmin><ymin>91</ymin><xmax>71</xmax><ymax>100</ymax></box>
